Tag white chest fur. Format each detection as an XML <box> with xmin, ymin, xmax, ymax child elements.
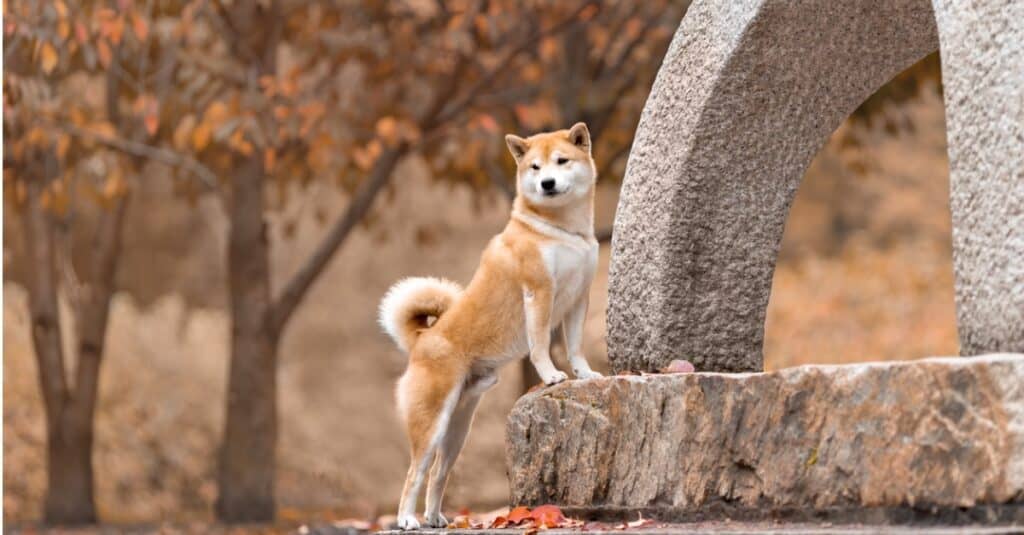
<box><xmin>539</xmin><ymin>237</ymin><xmax>598</xmax><ymax>324</ymax></box>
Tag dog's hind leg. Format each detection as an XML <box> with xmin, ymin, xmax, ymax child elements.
<box><xmin>396</xmin><ymin>373</ymin><xmax>464</xmax><ymax>530</ymax></box>
<box><xmin>423</xmin><ymin>373</ymin><xmax>497</xmax><ymax>527</ymax></box>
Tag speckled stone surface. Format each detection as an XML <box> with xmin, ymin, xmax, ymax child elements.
<box><xmin>607</xmin><ymin>0</ymin><xmax>1024</xmax><ymax>374</ymax></box>
<box><xmin>933</xmin><ymin>0</ymin><xmax>1024</xmax><ymax>356</ymax></box>
<box><xmin>506</xmin><ymin>354</ymin><xmax>1024</xmax><ymax>518</ymax></box>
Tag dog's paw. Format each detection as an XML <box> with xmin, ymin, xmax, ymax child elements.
<box><xmin>424</xmin><ymin>512</ymin><xmax>448</xmax><ymax>528</ymax></box>
<box><xmin>543</xmin><ymin>370</ymin><xmax>569</xmax><ymax>385</ymax></box>
<box><xmin>397</xmin><ymin>514</ymin><xmax>421</xmax><ymax>530</ymax></box>
<box><xmin>574</xmin><ymin>368</ymin><xmax>603</xmax><ymax>380</ymax></box>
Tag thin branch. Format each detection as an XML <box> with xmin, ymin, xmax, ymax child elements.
<box><xmin>590</xmin><ymin>2</ymin><xmax>641</xmax><ymax>79</ymax></box>
<box><xmin>597</xmin><ymin>10</ymin><xmax>661</xmax><ymax>81</ymax></box>
<box><xmin>177</xmin><ymin>48</ymin><xmax>245</xmax><ymax>85</ymax></box>
<box><xmin>23</xmin><ymin>163</ymin><xmax>70</xmax><ymax>428</ymax></box>
<box><xmin>432</xmin><ymin>0</ymin><xmax>599</xmax><ymax>126</ymax></box>
<box><xmin>60</xmin><ymin>123</ymin><xmax>219</xmax><ymax>190</ymax></box>
<box><xmin>269</xmin><ymin>143</ymin><xmax>407</xmax><ymax>333</ymax></box>
<box><xmin>73</xmin><ymin>191</ymin><xmax>128</xmax><ymax>423</ymax></box>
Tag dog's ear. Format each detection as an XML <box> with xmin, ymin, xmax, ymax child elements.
<box><xmin>505</xmin><ymin>134</ymin><xmax>529</xmax><ymax>163</ymax></box>
<box><xmin>567</xmin><ymin>122</ymin><xmax>591</xmax><ymax>152</ymax></box>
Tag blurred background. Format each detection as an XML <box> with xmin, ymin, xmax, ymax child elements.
<box><xmin>3</xmin><ymin>0</ymin><xmax>955</xmax><ymax>528</ymax></box>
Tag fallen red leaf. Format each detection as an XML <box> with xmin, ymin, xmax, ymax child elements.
<box><xmin>507</xmin><ymin>505</ymin><xmax>532</xmax><ymax>524</ymax></box>
<box><xmin>489</xmin><ymin>515</ymin><xmax>509</xmax><ymax>529</ymax></box>
<box><xmin>530</xmin><ymin>504</ymin><xmax>566</xmax><ymax>528</ymax></box>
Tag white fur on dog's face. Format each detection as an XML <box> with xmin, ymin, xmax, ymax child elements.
<box><xmin>519</xmin><ymin>148</ymin><xmax>595</xmax><ymax>207</ymax></box>
<box><xmin>506</xmin><ymin>123</ymin><xmax>596</xmax><ymax>208</ymax></box>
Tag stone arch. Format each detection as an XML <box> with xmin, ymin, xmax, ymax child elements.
<box><xmin>607</xmin><ymin>0</ymin><xmax>1023</xmax><ymax>373</ymax></box>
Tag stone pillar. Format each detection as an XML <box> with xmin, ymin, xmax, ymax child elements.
<box><xmin>933</xmin><ymin>0</ymin><xmax>1024</xmax><ymax>355</ymax></box>
<box><xmin>607</xmin><ymin>0</ymin><xmax>939</xmax><ymax>373</ymax></box>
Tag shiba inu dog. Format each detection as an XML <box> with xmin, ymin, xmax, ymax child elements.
<box><xmin>379</xmin><ymin>122</ymin><xmax>603</xmax><ymax>529</ymax></box>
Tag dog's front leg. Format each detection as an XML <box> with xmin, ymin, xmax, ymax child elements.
<box><xmin>562</xmin><ymin>296</ymin><xmax>602</xmax><ymax>380</ymax></box>
<box><xmin>523</xmin><ymin>285</ymin><xmax>567</xmax><ymax>385</ymax></box>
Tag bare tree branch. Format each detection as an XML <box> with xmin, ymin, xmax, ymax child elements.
<box><xmin>23</xmin><ymin>164</ymin><xmax>70</xmax><ymax>430</ymax></box>
<box><xmin>73</xmin><ymin>192</ymin><xmax>128</xmax><ymax>425</ymax></box>
<box><xmin>269</xmin><ymin>144</ymin><xmax>406</xmax><ymax>333</ymax></box>
<box><xmin>596</xmin><ymin>10</ymin><xmax>661</xmax><ymax>81</ymax></box>
<box><xmin>60</xmin><ymin>123</ymin><xmax>219</xmax><ymax>190</ymax></box>
<box><xmin>432</xmin><ymin>0</ymin><xmax>599</xmax><ymax>126</ymax></box>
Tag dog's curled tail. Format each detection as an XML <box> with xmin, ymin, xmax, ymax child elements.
<box><xmin>379</xmin><ymin>277</ymin><xmax>463</xmax><ymax>352</ymax></box>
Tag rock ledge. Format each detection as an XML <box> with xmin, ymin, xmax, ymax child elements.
<box><xmin>506</xmin><ymin>354</ymin><xmax>1024</xmax><ymax>519</ymax></box>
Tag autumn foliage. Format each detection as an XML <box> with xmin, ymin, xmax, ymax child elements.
<box><xmin>4</xmin><ymin>0</ymin><xmax>689</xmax><ymax>525</ymax></box>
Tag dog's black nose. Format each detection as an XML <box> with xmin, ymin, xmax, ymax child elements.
<box><xmin>541</xmin><ymin>178</ymin><xmax>556</xmax><ymax>192</ymax></box>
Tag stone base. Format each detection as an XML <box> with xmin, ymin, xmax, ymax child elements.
<box><xmin>506</xmin><ymin>354</ymin><xmax>1024</xmax><ymax>518</ymax></box>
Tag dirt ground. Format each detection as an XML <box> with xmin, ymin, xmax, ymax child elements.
<box><xmin>2</xmin><ymin>87</ymin><xmax>957</xmax><ymax>524</ymax></box>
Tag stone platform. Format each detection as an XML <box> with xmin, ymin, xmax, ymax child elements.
<box><xmin>376</xmin><ymin>523</ymin><xmax>1020</xmax><ymax>535</ymax></box>
<box><xmin>506</xmin><ymin>354</ymin><xmax>1024</xmax><ymax>523</ymax></box>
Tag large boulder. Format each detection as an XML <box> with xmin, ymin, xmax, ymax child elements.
<box><xmin>506</xmin><ymin>354</ymin><xmax>1024</xmax><ymax>521</ymax></box>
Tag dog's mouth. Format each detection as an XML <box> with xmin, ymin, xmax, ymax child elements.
<box><xmin>542</xmin><ymin>189</ymin><xmax>565</xmax><ymax>197</ymax></box>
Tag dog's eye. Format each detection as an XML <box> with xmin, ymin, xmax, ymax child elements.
<box><xmin>556</xmin><ymin>157</ymin><xmax>569</xmax><ymax>165</ymax></box>
<box><xmin>530</xmin><ymin>163</ymin><xmax>540</xmax><ymax>170</ymax></box>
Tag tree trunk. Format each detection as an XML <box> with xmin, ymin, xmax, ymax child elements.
<box><xmin>44</xmin><ymin>414</ymin><xmax>96</xmax><ymax>524</ymax></box>
<box><xmin>25</xmin><ymin>160</ymin><xmax>99</xmax><ymax>525</ymax></box>
<box><xmin>217</xmin><ymin>153</ymin><xmax>279</xmax><ymax>522</ymax></box>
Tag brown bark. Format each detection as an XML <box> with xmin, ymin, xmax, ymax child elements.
<box><xmin>217</xmin><ymin>151</ymin><xmax>279</xmax><ymax>522</ymax></box>
<box><xmin>24</xmin><ymin>167</ymin><xmax>96</xmax><ymax>525</ymax></box>
<box><xmin>215</xmin><ymin>0</ymin><xmax>283</xmax><ymax>522</ymax></box>
<box><xmin>24</xmin><ymin>155</ymin><xmax>128</xmax><ymax>525</ymax></box>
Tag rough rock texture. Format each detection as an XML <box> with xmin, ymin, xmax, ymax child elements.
<box><xmin>507</xmin><ymin>354</ymin><xmax>1024</xmax><ymax>517</ymax></box>
<box><xmin>607</xmin><ymin>0</ymin><xmax>1024</xmax><ymax>373</ymax></box>
<box><xmin>933</xmin><ymin>0</ymin><xmax>1024</xmax><ymax>356</ymax></box>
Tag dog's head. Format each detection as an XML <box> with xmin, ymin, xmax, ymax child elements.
<box><xmin>505</xmin><ymin>122</ymin><xmax>595</xmax><ymax>208</ymax></box>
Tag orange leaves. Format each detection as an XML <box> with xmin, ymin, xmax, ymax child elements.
<box><xmin>99</xmin><ymin>167</ymin><xmax>129</xmax><ymax>207</ymax></box>
<box><xmin>375</xmin><ymin>116</ymin><xmax>420</xmax><ymax>147</ymax></box>
<box><xmin>447</xmin><ymin>514</ymin><xmax>482</xmax><ymax>529</ymax></box>
<box><xmin>188</xmin><ymin>100</ymin><xmax>228</xmax><ymax>150</ymax></box>
<box><xmin>203</xmin><ymin>101</ymin><xmax>230</xmax><ymax>127</ymax></box>
<box><xmin>578</xmin><ymin>3</ymin><xmax>600</xmax><ymax>21</ymax></box>
<box><xmin>530</xmin><ymin>505</ymin><xmax>568</xmax><ymax>528</ymax></box>
<box><xmin>96</xmin><ymin>39</ymin><xmax>113</xmax><ymax>68</ymax></box>
<box><xmin>475</xmin><ymin>113</ymin><xmax>500</xmax><ymax>134</ymax></box>
<box><xmin>133</xmin><ymin>94</ymin><xmax>160</xmax><ymax>137</ymax></box>
<box><xmin>39</xmin><ymin>42</ymin><xmax>58</xmax><ymax>74</ymax></box>
<box><xmin>131</xmin><ymin>12</ymin><xmax>148</xmax><ymax>42</ymax></box>
<box><xmin>464</xmin><ymin>505</ymin><xmax>582</xmax><ymax>531</ymax></box>
<box><xmin>375</xmin><ymin>116</ymin><xmax>399</xmax><ymax>145</ymax></box>
<box><xmin>506</xmin><ymin>506</ymin><xmax>531</xmax><ymax>524</ymax></box>
<box><xmin>228</xmin><ymin>129</ymin><xmax>253</xmax><ymax>156</ymax></box>
<box><xmin>74</xmin><ymin>22</ymin><xmax>88</xmax><ymax>44</ymax></box>
<box><xmin>97</xmin><ymin>8</ymin><xmax>124</xmax><ymax>45</ymax></box>
<box><xmin>39</xmin><ymin>176</ymin><xmax>70</xmax><ymax>216</ymax></box>
<box><xmin>264</xmin><ymin>148</ymin><xmax>276</xmax><ymax>172</ymax></box>
<box><xmin>191</xmin><ymin>122</ymin><xmax>212</xmax><ymax>151</ymax></box>
<box><xmin>173</xmin><ymin>114</ymin><xmax>197</xmax><ymax>151</ymax></box>
<box><xmin>351</xmin><ymin>140</ymin><xmax>382</xmax><ymax>171</ymax></box>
